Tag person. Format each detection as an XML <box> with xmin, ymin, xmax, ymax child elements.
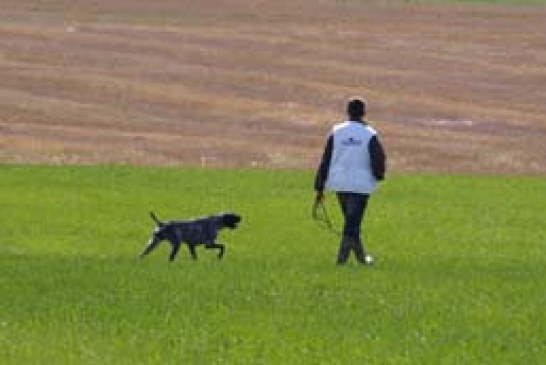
<box><xmin>314</xmin><ymin>98</ymin><xmax>386</xmax><ymax>265</ymax></box>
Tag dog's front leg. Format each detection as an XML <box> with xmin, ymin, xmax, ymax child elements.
<box><xmin>206</xmin><ymin>242</ymin><xmax>225</xmax><ymax>259</ymax></box>
<box><xmin>188</xmin><ymin>244</ymin><xmax>198</xmax><ymax>260</ymax></box>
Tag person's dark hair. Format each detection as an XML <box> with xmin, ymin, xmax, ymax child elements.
<box><xmin>347</xmin><ymin>98</ymin><xmax>366</xmax><ymax>119</ymax></box>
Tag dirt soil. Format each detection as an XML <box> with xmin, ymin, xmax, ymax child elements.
<box><xmin>1</xmin><ymin>0</ymin><xmax>546</xmax><ymax>174</ymax></box>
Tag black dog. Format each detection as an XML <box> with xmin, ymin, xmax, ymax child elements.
<box><xmin>140</xmin><ymin>211</ymin><xmax>241</xmax><ymax>262</ymax></box>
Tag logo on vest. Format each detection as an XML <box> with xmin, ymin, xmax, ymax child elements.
<box><xmin>341</xmin><ymin>137</ymin><xmax>363</xmax><ymax>146</ymax></box>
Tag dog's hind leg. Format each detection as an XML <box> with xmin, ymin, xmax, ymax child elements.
<box><xmin>206</xmin><ymin>242</ymin><xmax>225</xmax><ymax>259</ymax></box>
<box><xmin>140</xmin><ymin>239</ymin><xmax>160</xmax><ymax>258</ymax></box>
<box><xmin>169</xmin><ymin>243</ymin><xmax>181</xmax><ymax>262</ymax></box>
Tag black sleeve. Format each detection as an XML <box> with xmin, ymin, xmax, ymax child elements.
<box><xmin>314</xmin><ymin>135</ymin><xmax>333</xmax><ymax>192</ymax></box>
<box><xmin>369</xmin><ymin>135</ymin><xmax>386</xmax><ymax>181</ymax></box>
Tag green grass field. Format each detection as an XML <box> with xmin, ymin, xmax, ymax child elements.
<box><xmin>1</xmin><ymin>166</ymin><xmax>545</xmax><ymax>364</ymax></box>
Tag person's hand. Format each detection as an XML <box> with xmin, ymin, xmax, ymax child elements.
<box><xmin>315</xmin><ymin>190</ymin><xmax>324</xmax><ymax>204</ymax></box>
<box><xmin>312</xmin><ymin>191</ymin><xmax>324</xmax><ymax>219</ymax></box>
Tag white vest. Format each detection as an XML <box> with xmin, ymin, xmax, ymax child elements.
<box><xmin>325</xmin><ymin>121</ymin><xmax>378</xmax><ymax>194</ymax></box>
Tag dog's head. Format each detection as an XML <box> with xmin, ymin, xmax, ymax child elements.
<box><xmin>219</xmin><ymin>212</ymin><xmax>242</xmax><ymax>229</ymax></box>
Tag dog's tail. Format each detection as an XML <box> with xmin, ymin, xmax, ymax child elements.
<box><xmin>149</xmin><ymin>211</ymin><xmax>164</xmax><ymax>226</ymax></box>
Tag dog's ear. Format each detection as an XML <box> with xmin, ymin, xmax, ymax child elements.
<box><xmin>150</xmin><ymin>211</ymin><xmax>164</xmax><ymax>226</ymax></box>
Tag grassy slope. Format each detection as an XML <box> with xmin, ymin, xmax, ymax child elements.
<box><xmin>3</xmin><ymin>1</ymin><xmax>546</xmax><ymax>174</ymax></box>
<box><xmin>1</xmin><ymin>166</ymin><xmax>545</xmax><ymax>364</ymax></box>
<box><xmin>421</xmin><ymin>0</ymin><xmax>546</xmax><ymax>3</ymax></box>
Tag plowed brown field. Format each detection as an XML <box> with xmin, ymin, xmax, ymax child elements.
<box><xmin>1</xmin><ymin>1</ymin><xmax>546</xmax><ymax>173</ymax></box>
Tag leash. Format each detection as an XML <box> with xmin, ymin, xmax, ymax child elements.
<box><xmin>312</xmin><ymin>199</ymin><xmax>342</xmax><ymax>237</ymax></box>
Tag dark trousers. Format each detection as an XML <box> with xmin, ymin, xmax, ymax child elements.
<box><xmin>337</xmin><ymin>192</ymin><xmax>369</xmax><ymax>239</ymax></box>
<box><xmin>336</xmin><ymin>192</ymin><xmax>369</xmax><ymax>264</ymax></box>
